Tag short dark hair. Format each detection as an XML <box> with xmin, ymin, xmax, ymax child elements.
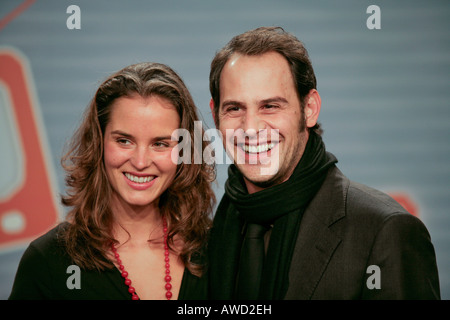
<box><xmin>209</xmin><ymin>26</ymin><xmax>321</xmax><ymax>135</ymax></box>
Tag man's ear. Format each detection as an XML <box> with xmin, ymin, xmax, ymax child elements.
<box><xmin>304</xmin><ymin>89</ymin><xmax>321</xmax><ymax>128</ymax></box>
<box><xmin>209</xmin><ymin>98</ymin><xmax>216</xmax><ymax>125</ymax></box>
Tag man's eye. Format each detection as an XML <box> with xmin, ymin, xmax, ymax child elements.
<box><xmin>226</xmin><ymin>106</ymin><xmax>240</xmax><ymax>112</ymax></box>
<box><xmin>264</xmin><ymin>104</ymin><xmax>278</xmax><ymax>109</ymax></box>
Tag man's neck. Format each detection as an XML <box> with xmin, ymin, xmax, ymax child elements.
<box><xmin>243</xmin><ymin>172</ymin><xmax>294</xmax><ymax>195</ymax></box>
<box><xmin>244</xmin><ymin>179</ymin><xmax>265</xmax><ymax>194</ymax></box>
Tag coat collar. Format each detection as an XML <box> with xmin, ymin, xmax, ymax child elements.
<box><xmin>285</xmin><ymin>166</ymin><xmax>348</xmax><ymax>299</ymax></box>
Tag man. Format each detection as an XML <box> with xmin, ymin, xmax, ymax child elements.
<box><xmin>207</xmin><ymin>26</ymin><xmax>440</xmax><ymax>299</ymax></box>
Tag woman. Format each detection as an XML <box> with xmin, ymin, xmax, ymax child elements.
<box><xmin>9</xmin><ymin>62</ymin><xmax>215</xmax><ymax>300</ymax></box>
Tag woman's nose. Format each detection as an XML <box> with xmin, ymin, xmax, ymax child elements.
<box><xmin>130</xmin><ymin>147</ymin><xmax>151</xmax><ymax>170</ymax></box>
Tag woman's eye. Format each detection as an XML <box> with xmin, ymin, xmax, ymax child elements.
<box><xmin>154</xmin><ymin>141</ymin><xmax>169</xmax><ymax>148</ymax></box>
<box><xmin>116</xmin><ymin>138</ymin><xmax>131</xmax><ymax>145</ymax></box>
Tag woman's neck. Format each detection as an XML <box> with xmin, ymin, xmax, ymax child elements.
<box><xmin>111</xmin><ymin>200</ymin><xmax>163</xmax><ymax>246</ymax></box>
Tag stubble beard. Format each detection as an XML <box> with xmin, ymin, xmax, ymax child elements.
<box><xmin>241</xmin><ymin>115</ymin><xmax>308</xmax><ymax>190</ymax></box>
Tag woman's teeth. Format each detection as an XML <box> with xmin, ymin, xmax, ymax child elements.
<box><xmin>124</xmin><ymin>173</ymin><xmax>155</xmax><ymax>183</ymax></box>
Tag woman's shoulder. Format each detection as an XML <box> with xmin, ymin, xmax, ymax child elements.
<box><xmin>28</xmin><ymin>222</ymin><xmax>69</xmax><ymax>254</ymax></box>
<box><xmin>20</xmin><ymin>222</ymin><xmax>72</xmax><ymax>268</ymax></box>
<box><xmin>8</xmin><ymin>222</ymin><xmax>71</xmax><ymax>299</ymax></box>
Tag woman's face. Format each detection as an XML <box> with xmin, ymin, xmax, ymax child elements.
<box><xmin>103</xmin><ymin>95</ymin><xmax>180</xmax><ymax>210</ymax></box>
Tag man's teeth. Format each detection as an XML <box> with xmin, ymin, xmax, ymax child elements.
<box><xmin>124</xmin><ymin>173</ymin><xmax>155</xmax><ymax>183</ymax></box>
<box><xmin>242</xmin><ymin>143</ymin><xmax>275</xmax><ymax>153</ymax></box>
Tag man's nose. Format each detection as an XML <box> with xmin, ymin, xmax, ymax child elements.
<box><xmin>242</xmin><ymin>111</ymin><xmax>266</xmax><ymax>137</ymax></box>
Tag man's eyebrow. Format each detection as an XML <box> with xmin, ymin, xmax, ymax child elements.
<box><xmin>221</xmin><ymin>97</ymin><xmax>289</xmax><ymax>109</ymax></box>
<box><xmin>260</xmin><ymin>96</ymin><xmax>289</xmax><ymax>105</ymax></box>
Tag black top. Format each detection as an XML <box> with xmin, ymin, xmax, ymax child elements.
<box><xmin>8</xmin><ymin>223</ymin><xmax>207</xmax><ymax>300</ymax></box>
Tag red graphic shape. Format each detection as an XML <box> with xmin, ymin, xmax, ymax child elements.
<box><xmin>390</xmin><ymin>193</ymin><xmax>418</xmax><ymax>217</ymax></box>
<box><xmin>0</xmin><ymin>0</ymin><xmax>36</xmax><ymax>32</ymax></box>
<box><xmin>0</xmin><ymin>49</ymin><xmax>59</xmax><ymax>248</ymax></box>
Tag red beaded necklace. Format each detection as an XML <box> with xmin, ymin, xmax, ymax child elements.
<box><xmin>111</xmin><ymin>216</ymin><xmax>172</xmax><ymax>300</ymax></box>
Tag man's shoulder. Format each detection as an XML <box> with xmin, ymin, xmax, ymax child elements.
<box><xmin>325</xmin><ymin>169</ymin><xmax>427</xmax><ymax>237</ymax></box>
<box><xmin>346</xmin><ymin>180</ymin><xmax>408</xmax><ymax>216</ymax></box>
<box><xmin>307</xmin><ymin>166</ymin><xmax>432</xmax><ymax>256</ymax></box>
<box><xmin>315</xmin><ymin>166</ymin><xmax>416</xmax><ymax>227</ymax></box>
<box><xmin>319</xmin><ymin>166</ymin><xmax>407</xmax><ymax>215</ymax></box>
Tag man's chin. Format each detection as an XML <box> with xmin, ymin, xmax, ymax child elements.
<box><xmin>239</xmin><ymin>166</ymin><xmax>285</xmax><ymax>190</ymax></box>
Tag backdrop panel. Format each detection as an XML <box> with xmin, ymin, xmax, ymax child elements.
<box><xmin>1</xmin><ymin>0</ymin><xmax>449</xmax><ymax>299</ymax></box>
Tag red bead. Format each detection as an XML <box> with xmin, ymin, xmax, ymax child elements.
<box><xmin>111</xmin><ymin>219</ymin><xmax>172</xmax><ymax>300</ymax></box>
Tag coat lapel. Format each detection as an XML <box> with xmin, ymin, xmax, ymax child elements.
<box><xmin>285</xmin><ymin>166</ymin><xmax>348</xmax><ymax>299</ymax></box>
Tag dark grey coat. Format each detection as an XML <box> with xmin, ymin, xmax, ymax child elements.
<box><xmin>285</xmin><ymin>166</ymin><xmax>440</xmax><ymax>299</ymax></box>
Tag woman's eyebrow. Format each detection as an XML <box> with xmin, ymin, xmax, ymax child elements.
<box><xmin>110</xmin><ymin>130</ymin><xmax>132</xmax><ymax>138</ymax></box>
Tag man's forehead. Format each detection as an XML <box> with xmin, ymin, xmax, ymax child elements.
<box><xmin>220</xmin><ymin>54</ymin><xmax>296</xmax><ymax>102</ymax></box>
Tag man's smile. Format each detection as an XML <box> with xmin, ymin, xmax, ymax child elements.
<box><xmin>240</xmin><ymin>142</ymin><xmax>276</xmax><ymax>154</ymax></box>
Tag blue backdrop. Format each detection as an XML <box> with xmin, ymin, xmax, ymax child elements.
<box><xmin>1</xmin><ymin>0</ymin><xmax>449</xmax><ymax>299</ymax></box>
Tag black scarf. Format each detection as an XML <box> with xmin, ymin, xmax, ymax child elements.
<box><xmin>208</xmin><ymin>131</ymin><xmax>337</xmax><ymax>299</ymax></box>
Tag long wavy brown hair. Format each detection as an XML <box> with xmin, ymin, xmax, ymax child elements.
<box><xmin>60</xmin><ymin>62</ymin><xmax>215</xmax><ymax>276</ymax></box>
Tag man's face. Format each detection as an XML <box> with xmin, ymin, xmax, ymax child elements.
<box><xmin>213</xmin><ymin>51</ymin><xmax>319</xmax><ymax>193</ymax></box>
